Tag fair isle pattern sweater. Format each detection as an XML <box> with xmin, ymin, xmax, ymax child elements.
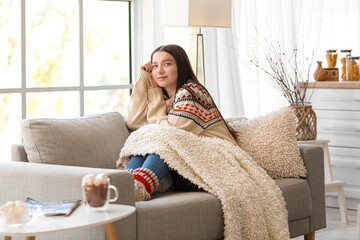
<box><xmin>126</xmin><ymin>70</ymin><xmax>237</xmax><ymax>146</ymax></box>
<box><xmin>169</xmin><ymin>83</ymin><xmax>222</xmax><ymax>130</ymax></box>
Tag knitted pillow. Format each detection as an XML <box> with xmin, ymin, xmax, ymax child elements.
<box><xmin>226</xmin><ymin>107</ymin><xmax>307</xmax><ymax>179</ymax></box>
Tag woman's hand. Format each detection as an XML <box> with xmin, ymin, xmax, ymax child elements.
<box><xmin>140</xmin><ymin>62</ymin><xmax>159</xmax><ymax>89</ymax></box>
<box><xmin>146</xmin><ymin>74</ymin><xmax>159</xmax><ymax>89</ymax></box>
<box><xmin>140</xmin><ymin>61</ymin><xmax>153</xmax><ymax>73</ymax></box>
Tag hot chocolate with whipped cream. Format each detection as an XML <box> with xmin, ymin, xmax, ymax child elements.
<box><xmin>0</xmin><ymin>200</ymin><xmax>29</xmax><ymax>224</ymax></box>
<box><xmin>82</xmin><ymin>173</ymin><xmax>109</xmax><ymax>208</ymax></box>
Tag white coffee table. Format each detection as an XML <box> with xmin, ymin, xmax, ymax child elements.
<box><xmin>0</xmin><ymin>203</ymin><xmax>135</xmax><ymax>240</ymax></box>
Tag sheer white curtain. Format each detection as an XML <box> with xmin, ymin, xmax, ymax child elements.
<box><xmin>204</xmin><ymin>0</ymin><xmax>360</xmax><ymax>118</ymax></box>
<box><xmin>203</xmin><ymin>27</ymin><xmax>244</xmax><ymax>117</ymax></box>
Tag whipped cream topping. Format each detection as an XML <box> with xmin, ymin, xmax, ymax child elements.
<box><xmin>0</xmin><ymin>200</ymin><xmax>27</xmax><ymax>212</ymax></box>
<box><xmin>82</xmin><ymin>173</ymin><xmax>108</xmax><ymax>187</ymax></box>
<box><xmin>94</xmin><ymin>173</ymin><xmax>108</xmax><ymax>186</ymax></box>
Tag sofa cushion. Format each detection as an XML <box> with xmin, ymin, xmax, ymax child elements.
<box><xmin>275</xmin><ymin>178</ymin><xmax>312</xmax><ymax>221</ymax></box>
<box><xmin>136</xmin><ymin>179</ymin><xmax>312</xmax><ymax>239</ymax></box>
<box><xmin>21</xmin><ymin>112</ymin><xmax>129</xmax><ymax>169</ymax></box>
<box><xmin>136</xmin><ymin>192</ymin><xmax>224</xmax><ymax>240</ymax></box>
<box><xmin>227</xmin><ymin>107</ymin><xmax>307</xmax><ymax>179</ymax></box>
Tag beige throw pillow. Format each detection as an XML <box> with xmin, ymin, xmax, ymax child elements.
<box><xmin>227</xmin><ymin>107</ymin><xmax>307</xmax><ymax>179</ymax></box>
<box><xmin>21</xmin><ymin>112</ymin><xmax>129</xmax><ymax>169</ymax></box>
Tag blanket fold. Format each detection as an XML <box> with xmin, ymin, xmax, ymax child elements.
<box><xmin>116</xmin><ymin>124</ymin><xmax>290</xmax><ymax>240</ymax></box>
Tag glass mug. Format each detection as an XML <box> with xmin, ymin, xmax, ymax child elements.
<box><xmin>82</xmin><ymin>174</ymin><xmax>119</xmax><ymax>211</ymax></box>
<box><xmin>0</xmin><ymin>201</ymin><xmax>30</xmax><ymax>225</ymax></box>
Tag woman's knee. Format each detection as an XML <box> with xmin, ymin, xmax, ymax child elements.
<box><xmin>127</xmin><ymin>155</ymin><xmax>146</xmax><ymax>169</ymax></box>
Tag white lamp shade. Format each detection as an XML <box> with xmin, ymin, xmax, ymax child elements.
<box><xmin>161</xmin><ymin>0</ymin><xmax>232</xmax><ymax>28</ymax></box>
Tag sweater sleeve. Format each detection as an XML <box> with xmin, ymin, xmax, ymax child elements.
<box><xmin>166</xmin><ymin>83</ymin><xmax>223</xmax><ymax>136</ymax></box>
<box><xmin>126</xmin><ymin>70</ymin><xmax>150</xmax><ymax>130</ymax></box>
<box><xmin>147</xmin><ymin>87</ymin><xmax>168</xmax><ymax>124</ymax></box>
<box><xmin>126</xmin><ymin>70</ymin><xmax>168</xmax><ymax>130</ymax></box>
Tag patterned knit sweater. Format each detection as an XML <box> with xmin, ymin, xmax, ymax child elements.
<box><xmin>126</xmin><ymin>70</ymin><xmax>237</xmax><ymax>146</ymax></box>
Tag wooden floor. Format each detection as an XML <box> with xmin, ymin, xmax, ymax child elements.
<box><xmin>292</xmin><ymin>207</ymin><xmax>358</xmax><ymax>240</ymax></box>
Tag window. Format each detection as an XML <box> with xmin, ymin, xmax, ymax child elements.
<box><xmin>0</xmin><ymin>0</ymin><xmax>132</xmax><ymax>161</ymax></box>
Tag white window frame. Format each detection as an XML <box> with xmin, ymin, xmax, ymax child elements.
<box><xmin>0</xmin><ymin>0</ymin><xmax>136</xmax><ymax>119</ymax></box>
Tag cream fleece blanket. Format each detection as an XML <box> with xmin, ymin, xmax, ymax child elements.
<box><xmin>116</xmin><ymin>124</ymin><xmax>290</xmax><ymax>240</ymax></box>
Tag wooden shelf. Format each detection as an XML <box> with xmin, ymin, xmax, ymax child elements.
<box><xmin>300</xmin><ymin>81</ymin><xmax>360</xmax><ymax>89</ymax></box>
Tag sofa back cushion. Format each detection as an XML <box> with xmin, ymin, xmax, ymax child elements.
<box><xmin>21</xmin><ymin>112</ymin><xmax>129</xmax><ymax>169</ymax></box>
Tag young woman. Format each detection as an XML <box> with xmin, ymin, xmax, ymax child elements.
<box><xmin>126</xmin><ymin>44</ymin><xmax>238</xmax><ymax>201</ymax></box>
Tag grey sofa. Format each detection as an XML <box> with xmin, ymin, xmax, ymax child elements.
<box><xmin>0</xmin><ymin>113</ymin><xmax>326</xmax><ymax>240</ymax></box>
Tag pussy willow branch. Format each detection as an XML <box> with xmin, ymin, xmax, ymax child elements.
<box><xmin>265</xmin><ymin>42</ymin><xmax>296</xmax><ymax>103</ymax></box>
<box><xmin>250</xmin><ymin>37</ymin><xmax>314</xmax><ymax>105</ymax></box>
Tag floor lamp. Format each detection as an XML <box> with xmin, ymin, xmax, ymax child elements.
<box><xmin>161</xmin><ymin>0</ymin><xmax>232</xmax><ymax>85</ymax></box>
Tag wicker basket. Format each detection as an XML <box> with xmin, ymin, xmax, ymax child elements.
<box><xmin>291</xmin><ymin>104</ymin><xmax>317</xmax><ymax>141</ymax></box>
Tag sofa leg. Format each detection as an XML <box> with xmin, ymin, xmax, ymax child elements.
<box><xmin>304</xmin><ymin>231</ymin><xmax>315</xmax><ymax>240</ymax></box>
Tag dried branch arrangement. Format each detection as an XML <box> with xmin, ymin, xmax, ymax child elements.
<box><xmin>250</xmin><ymin>39</ymin><xmax>314</xmax><ymax>105</ymax></box>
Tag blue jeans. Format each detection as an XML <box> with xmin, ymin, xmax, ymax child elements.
<box><xmin>126</xmin><ymin>154</ymin><xmax>169</xmax><ymax>181</ymax></box>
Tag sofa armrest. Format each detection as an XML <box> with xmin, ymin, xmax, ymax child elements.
<box><xmin>0</xmin><ymin>161</ymin><xmax>136</xmax><ymax>240</ymax></box>
<box><xmin>298</xmin><ymin>144</ymin><xmax>326</xmax><ymax>232</ymax></box>
<box><xmin>11</xmin><ymin>144</ymin><xmax>28</xmax><ymax>162</ymax></box>
<box><xmin>0</xmin><ymin>161</ymin><xmax>135</xmax><ymax>206</ymax></box>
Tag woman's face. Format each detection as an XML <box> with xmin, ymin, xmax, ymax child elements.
<box><xmin>151</xmin><ymin>51</ymin><xmax>178</xmax><ymax>90</ymax></box>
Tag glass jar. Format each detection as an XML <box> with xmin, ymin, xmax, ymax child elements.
<box><xmin>325</xmin><ymin>50</ymin><xmax>337</xmax><ymax>68</ymax></box>
<box><xmin>340</xmin><ymin>50</ymin><xmax>352</xmax><ymax>80</ymax></box>
<box><xmin>346</xmin><ymin>56</ymin><xmax>360</xmax><ymax>81</ymax></box>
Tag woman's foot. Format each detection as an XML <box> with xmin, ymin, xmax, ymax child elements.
<box><xmin>134</xmin><ymin>180</ymin><xmax>151</xmax><ymax>201</ymax></box>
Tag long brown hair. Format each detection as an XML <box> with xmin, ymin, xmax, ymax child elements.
<box><xmin>150</xmin><ymin>44</ymin><xmax>237</xmax><ymax>141</ymax></box>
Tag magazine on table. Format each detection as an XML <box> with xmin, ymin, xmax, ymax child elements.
<box><xmin>24</xmin><ymin>197</ymin><xmax>82</xmax><ymax>217</ymax></box>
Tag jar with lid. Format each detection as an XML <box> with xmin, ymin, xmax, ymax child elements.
<box><xmin>325</xmin><ymin>50</ymin><xmax>337</xmax><ymax>68</ymax></box>
<box><xmin>340</xmin><ymin>50</ymin><xmax>352</xmax><ymax>80</ymax></box>
<box><xmin>346</xmin><ymin>56</ymin><xmax>360</xmax><ymax>81</ymax></box>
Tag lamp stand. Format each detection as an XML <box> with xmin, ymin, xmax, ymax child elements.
<box><xmin>189</xmin><ymin>27</ymin><xmax>205</xmax><ymax>85</ymax></box>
